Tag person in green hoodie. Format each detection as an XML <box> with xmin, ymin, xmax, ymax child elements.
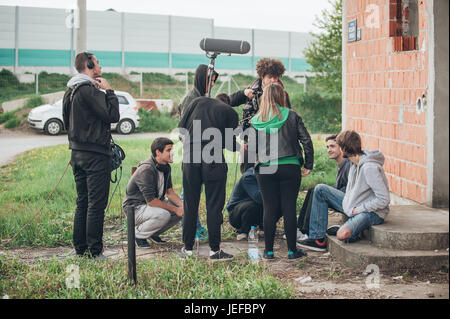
<box><xmin>250</xmin><ymin>83</ymin><xmax>314</xmax><ymax>260</ymax></box>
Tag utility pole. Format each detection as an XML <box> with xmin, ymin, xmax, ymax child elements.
<box><xmin>76</xmin><ymin>0</ymin><xmax>87</xmax><ymax>54</ymax></box>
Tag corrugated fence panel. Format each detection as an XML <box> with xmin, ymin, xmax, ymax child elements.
<box><xmin>0</xmin><ymin>6</ymin><xmax>15</xmax><ymax>66</ymax></box>
<box><xmin>0</xmin><ymin>6</ymin><xmax>312</xmax><ymax>71</ymax></box>
<box><xmin>254</xmin><ymin>29</ymin><xmax>289</xmax><ymax>59</ymax></box>
<box><xmin>19</xmin><ymin>7</ymin><xmax>71</xmax><ymax>50</ymax></box>
<box><xmin>124</xmin><ymin>13</ymin><xmax>169</xmax><ymax>53</ymax></box>
<box><xmin>87</xmin><ymin>10</ymin><xmax>122</xmax><ymax>52</ymax></box>
<box><xmin>0</xmin><ymin>6</ymin><xmax>15</xmax><ymax>49</ymax></box>
<box><xmin>291</xmin><ymin>32</ymin><xmax>312</xmax><ymax>58</ymax></box>
<box><xmin>124</xmin><ymin>12</ymin><xmax>169</xmax><ymax>67</ymax></box>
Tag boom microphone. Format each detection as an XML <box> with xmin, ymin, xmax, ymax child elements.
<box><xmin>200</xmin><ymin>38</ymin><xmax>251</xmax><ymax>55</ymax></box>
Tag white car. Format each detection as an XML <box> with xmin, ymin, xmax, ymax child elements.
<box><xmin>27</xmin><ymin>91</ymin><xmax>140</xmax><ymax>135</ymax></box>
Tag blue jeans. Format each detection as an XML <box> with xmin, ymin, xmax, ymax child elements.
<box><xmin>308</xmin><ymin>184</ymin><xmax>384</xmax><ymax>240</ymax></box>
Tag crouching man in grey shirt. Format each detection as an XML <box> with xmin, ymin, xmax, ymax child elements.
<box><xmin>123</xmin><ymin>138</ymin><xmax>183</xmax><ymax>247</ymax></box>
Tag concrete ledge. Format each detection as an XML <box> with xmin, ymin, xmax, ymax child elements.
<box><xmin>2</xmin><ymin>91</ymin><xmax>65</xmax><ymax>113</ymax></box>
<box><xmin>370</xmin><ymin>206</ymin><xmax>449</xmax><ymax>250</ymax></box>
<box><xmin>327</xmin><ymin>236</ymin><xmax>449</xmax><ymax>272</ymax></box>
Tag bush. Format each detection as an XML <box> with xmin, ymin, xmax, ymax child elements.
<box><xmin>0</xmin><ymin>111</ymin><xmax>15</xmax><ymax>124</ymax></box>
<box><xmin>4</xmin><ymin>116</ymin><xmax>20</xmax><ymax>129</ymax></box>
<box><xmin>24</xmin><ymin>95</ymin><xmax>44</xmax><ymax>109</ymax></box>
<box><xmin>291</xmin><ymin>90</ymin><xmax>342</xmax><ymax>134</ymax></box>
<box><xmin>137</xmin><ymin>108</ymin><xmax>178</xmax><ymax>132</ymax></box>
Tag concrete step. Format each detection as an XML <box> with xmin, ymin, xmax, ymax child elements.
<box><xmin>327</xmin><ymin>236</ymin><xmax>449</xmax><ymax>272</ymax></box>
<box><xmin>369</xmin><ymin>206</ymin><xmax>449</xmax><ymax>250</ymax></box>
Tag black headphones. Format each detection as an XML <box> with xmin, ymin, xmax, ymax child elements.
<box><xmin>85</xmin><ymin>52</ymin><xmax>94</xmax><ymax>69</ymax></box>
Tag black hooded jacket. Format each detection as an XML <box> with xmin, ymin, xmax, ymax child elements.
<box><xmin>179</xmin><ymin>96</ymin><xmax>240</xmax><ymax>162</ymax></box>
<box><xmin>62</xmin><ymin>80</ymin><xmax>120</xmax><ymax>155</ymax></box>
<box><xmin>178</xmin><ymin>64</ymin><xmax>209</xmax><ymax>117</ymax></box>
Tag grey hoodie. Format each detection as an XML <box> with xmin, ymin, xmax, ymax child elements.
<box><xmin>342</xmin><ymin>150</ymin><xmax>390</xmax><ymax>219</ymax></box>
<box><xmin>67</xmin><ymin>73</ymin><xmax>95</xmax><ymax>88</ymax></box>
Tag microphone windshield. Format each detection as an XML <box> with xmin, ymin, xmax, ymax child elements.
<box><xmin>200</xmin><ymin>38</ymin><xmax>251</xmax><ymax>55</ymax></box>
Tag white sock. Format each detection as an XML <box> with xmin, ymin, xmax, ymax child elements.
<box><xmin>210</xmin><ymin>250</ymin><xmax>220</xmax><ymax>257</ymax></box>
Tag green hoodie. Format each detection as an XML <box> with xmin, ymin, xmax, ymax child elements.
<box><xmin>251</xmin><ymin>105</ymin><xmax>300</xmax><ymax>166</ymax></box>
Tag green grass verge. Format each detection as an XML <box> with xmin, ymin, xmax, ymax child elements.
<box><xmin>0</xmin><ymin>254</ymin><xmax>295</xmax><ymax>298</ymax></box>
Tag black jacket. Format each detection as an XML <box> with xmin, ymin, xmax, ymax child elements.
<box><xmin>179</xmin><ymin>96</ymin><xmax>240</xmax><ymax>162</ymax></box>
<box><xmin>250</xmin><ymin>110</ymin><xmax>314</xmax><ymax>170</ymax></box>
<box><xmin>178</xmin><ymin>64</ymin><xmax>209</xmax><ymax>118</ymax></box>
<box><xmin>229</xmin><ymin>78</ymin><xmax>291</xmax><ymax>108</ymax></box>
<box><xmin>63</xmin><ymin>81</ymin><xmax>120</xmax><ymax>155</ymax></box>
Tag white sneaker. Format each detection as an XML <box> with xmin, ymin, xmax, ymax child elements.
<box><xmin>236</xmin><ymin>233</ymin><xmax>247</xmax><ymax>241</ymax></box>
<box><xmin>297</xmin><ymin>230</ymin><xmax>309</xmax><ymax>241</ymax></box>
<box><xmin>180</xmin><ymin>247</ymin><xmax>194</xmax><ymax>259</ymax></box>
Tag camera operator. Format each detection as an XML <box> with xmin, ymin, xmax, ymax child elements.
<box><xmin>229</xmin><ymin>58</ymin><xmax>291</xmax><ymax>131</ymax></box>
<box><xmin>62</xmin><ymin>52</ymin><xmax>120</xmax><ymax>260</ymax></box>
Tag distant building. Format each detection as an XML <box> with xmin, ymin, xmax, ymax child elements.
<box><xmin>342</xmin><ymin>0</ymin><xmax>448</xmax><ymax>207</ymax></box>
<box><xmin>0</xmin><ymin>5</ymin><xmax>312</xmax><ymax>77</ymax></box>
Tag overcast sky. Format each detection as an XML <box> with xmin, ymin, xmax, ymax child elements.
<box><xmin>0</xmin><ymin>0</ymin><xmax>333</xmax><ymax>33</ymax></box>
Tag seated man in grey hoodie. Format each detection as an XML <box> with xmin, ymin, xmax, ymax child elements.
<box><xmin>297</xmin><ymin>130</ymin><xmax>390</xmax><ymax>251</ymax></box>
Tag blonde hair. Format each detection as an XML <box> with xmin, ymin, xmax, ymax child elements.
<box><xmin>258</xmin><ymin>83</ymin><xmax>286</xmax><ymax>122</ymax></box>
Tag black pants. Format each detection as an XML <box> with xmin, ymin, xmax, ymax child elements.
<box><xmin>256</xmin><ymin>164</ymin><xmax>302</xmax><ymax>252</ymax></box>
<box><xmin>297</xmin><ymin>187</ymin><xmax>315</xmax><ymax>235</ymax></box>
<box><xmin>71</xmin><ymin>150</ymin><xmax>111</xmax><ymax>257</ymax></box>
<box><xmin>229</xmin><ymin>200</ymin><xmax>264</xmax><ymax>234</ymax></box>
<box><xmin>182</xmin><ymin>162</ymin><xmax>227</xmax><ymax>251</ymax></box>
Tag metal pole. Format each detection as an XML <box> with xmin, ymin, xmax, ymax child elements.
<box><xmin>76</xmin><ymin>0</ymin><xmax>87</xmax><ymax>54</ymax></box>
<box><xmin>70</xmin><ymin>9</ymin><xmax>75</xmax><ymax>74</ymax></box>
<box><xmin>288</xmin><ymin>32</ymin><xmax>292</xmax><ymax>76</ymax></box>
<box><xmin>126</xmin><ymin>206</ymin><xmax>137</xmax><ymax>285</ymax></box>
<box><xmin>251</xmin><ymin>29</ymin><xmax>255</xmax><ymax>77</ymax></box>
<box><xmin>140</xmin><ymin>72</ymin><xmax>143</xmax><ymax>98</ymax></box>
<box><xmin>168</xmin><ymin>15</ymin><xmax>172</xmax><ymax>75</ymax></box>
<box><xmin>14</xmin><ymin>6</ymin><xmax>19</xmax><ymax>74</ymax></box>
<box><xmin>185</xmin><ymin>72</ymin><xmax>188</xmax><ymax>95</ymax></box>
<box><xmin>35</xmin><ymin>73</ymin><xmax>38</xmax><ymax>95</ymax></box>
<box><xmin>121</xmin><ymin>12</ymin><xmax>125</xmax><ymax>74</ymax></box>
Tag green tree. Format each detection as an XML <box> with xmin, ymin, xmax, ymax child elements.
<box><xmin>304</xmin><ymin>0</ymin><xmax>342</xmax><ymax>95</ymax></box>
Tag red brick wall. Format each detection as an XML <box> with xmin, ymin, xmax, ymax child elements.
<box><xmin>344</xmin><ymin>0</ymin><xmax>429</xmax><ymax>203</ymax></box>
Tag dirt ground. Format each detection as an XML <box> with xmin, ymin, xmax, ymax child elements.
<box><xmin>1</xmin><ymin>231</ymin><xmax>448</xmax><ymax>299</ymax></box>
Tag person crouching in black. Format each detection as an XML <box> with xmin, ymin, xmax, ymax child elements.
<box><xmin>62</xmin><ymin>52</ymin><xmax>120</xmax><ymax>259</ymax></box>
<box><xmin>226</xmin><ymin>148</ymin><xmax>263</xmax><ymax>241</ymax></box>
<box><xmin>179</xmin><ymin>88</ymin><xmax>241</xmax><ymax>261</ymax></box>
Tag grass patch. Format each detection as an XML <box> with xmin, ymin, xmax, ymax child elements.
<box><xmin>3</xmin><ymin>116</ymin><xmax>21</xmax><ymax>129</ymax></box>
<box><xmin>137</xmin><ymin>109</ymin><xmax>179</xmax><ymax>133</ymax></box>
<box><xmin>0</xmin><ymin>254</ymin><xmax>296</xmax><ymax>298</ymax></box>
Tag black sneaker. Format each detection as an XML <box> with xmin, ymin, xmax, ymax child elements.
<box><xmin>326</xmin><ymin>225</ymin><xmax>340</xmax><ymax>236</ymax></box>
<box><xmin>288</xmin><ymin>249</ymin><xmax>307</xmax><ymax>259</ymax></box>
<box><xmin>263</xmin><ymin>250</ymin><xmax>274</xmax><ymax>260</ymax></box>
<box><xmin>210</xmin><ymin>250</ymin><xmax>234</xmax><ymax>262</ymax></box>
<box><xmin>135</xmin><ymin>238</ymin><xmax>151</xmax><ymax>248</ymax></box>
<box><xmin>297</xmin><ymin>238</ymin><xmax>328</xmax><ymax>252</ymax></box>
<box><xmin>149</xmin><ymin>235</ymin><xmax>166</xmax><ymax>243</ymax></box>
<box><xmin>344</xmin><ymin>235</ymin><xmax>361</xmax><ymax>243</ymax></box>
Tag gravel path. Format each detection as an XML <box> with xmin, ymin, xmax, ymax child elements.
<box><xmin>0</xmin><ymin>129</ymin><xmax>172</xmax><ymax>167</ymax></box>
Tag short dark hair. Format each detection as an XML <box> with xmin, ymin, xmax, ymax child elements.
<box><xmin>151</xmin><ymin>137</ymin><xmax>174</xmax><ymax>157</ymax></box>
<box><xmin>336</xmin><ymin>130</ymin><xmax>364</xmax><ymax>156</ymax></box>
<box><xmin>75</xmin><ymin>52</ymin><xmax>91</xmax><ymax>72</ymax></box>
<box><xmin>325</xmin><ymin>134</ymin><xmax>338</xmax><ymax>142</ymax></box>
<box><xmin>215</xmin><ymin>93</ymin><xmax>230</xmax><ymax>105</ymax></box>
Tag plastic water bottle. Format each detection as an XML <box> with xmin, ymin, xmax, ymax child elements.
<box><xmin>248</xmin><ymin>226</ymin><xmax>259</xmax><ymax>262</ymax></box>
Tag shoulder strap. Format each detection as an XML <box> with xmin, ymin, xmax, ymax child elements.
<box><xmin>69</xmin><ymin>81</ymin><xmax>94</xmax><ymax>104</ymax></box>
